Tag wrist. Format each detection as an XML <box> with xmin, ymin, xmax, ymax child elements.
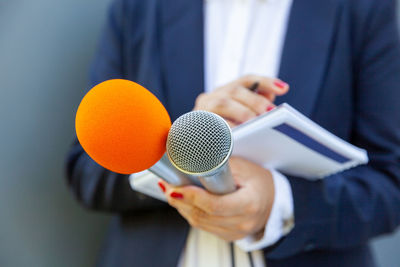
<box><xmin>235</xmin><ymin>169</ymin><xmax>294</xmax><ymax>251</ymax></box>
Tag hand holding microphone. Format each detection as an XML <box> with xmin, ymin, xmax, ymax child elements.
<box><xmin>161</xmin><ymin>157</ymin><xmax>275</xmax><ymax>242</ymax></box>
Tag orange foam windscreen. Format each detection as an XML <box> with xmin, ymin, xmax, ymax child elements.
<box><xmin>75</xmin><ymin>79</ymin><xmax>171</xmax><ymax>174</ymax></box>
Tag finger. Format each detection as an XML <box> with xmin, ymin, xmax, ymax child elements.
<box><xmin>166</xmin><ymin>183</ymin><xmax>252</xmax><ymax>217</ymax></box>
<box><xmin>194</xmin><ymin>96</ymin><xmax>238</xmax><ymax>128</ymax></box>
<box><xmin>176</xmin><ymin>206</ymin><xmax>246</xmax><ymax>241</ymax></box>
<box><xmin>167</xmin><ymin>191</ymin><xmax>195</xmax><ymax>210</ymax></box>
<box><xmin>238</xmin><ymin>75</ymin><xmax>289</xmax><ymax>100</ymax></box>
<box><xmin>220</xmin><ymin>118</ymin><xmax>238</xmax><ymax>129</ymax></box>
<box><xmin>198</xmin><ymin>224</ymin><xmax>247</xmax><ymax>241</ymax></box>
<box><xmin>227</xmin><ymin>86</ymin><xmax>273</xmax><ymax>115</ymax></box>
<box><xmin>226</xmin><ymin>119</ymin><xmax>238</xmax><ymax>128</ymax></box>
<box><xmin>205</xmin><ymin>97</ymin><xmax>258</xmax><ymax>124</ymax></box>
<box><xmin>266</xmin><ymin>103</ymin><xmax>276</xmax><ymax>112</ymax></box>
<box><xmin>174</xmin><ymin>201</ymin><xmax>246</xmax><ymax>229</ymax></box>
<box><xmin>161</xmin><ymin>177</ymin><xmax>262</xmax><ymax>236</ymax></box>
<box><xmin>160</xmin><ymin>179</ymin><xmax>195</xmax><ymax>207</ymax></box>
<box><xmin>257</xmin><ymin>78</ymin><xmax>289</xmax><ymax>100</ymax></box>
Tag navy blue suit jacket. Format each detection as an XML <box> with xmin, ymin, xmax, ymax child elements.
<box><xmin>66</xmin><ymin>0</ymin><xmax>400</xmax><ymax>266</ymax></box>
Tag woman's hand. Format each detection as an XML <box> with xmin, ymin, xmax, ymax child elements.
<box><xmin>158</xmin><ymin>157</ymin><xmax>275</xmax><ymax>241</ymax></box>
<box><xmin>193</xmin><ymin>75</ymin><xmax>289</xmax><ymax>127</ymax></box>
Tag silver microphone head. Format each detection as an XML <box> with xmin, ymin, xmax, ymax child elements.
<box><xmin>166</xmin><ymin>111</ymin><xmax>232</xmax><ymax>176</ymax></box>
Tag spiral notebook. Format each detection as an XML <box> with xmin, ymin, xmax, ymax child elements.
<box><xmin>232</xmin><ymin>103</ymin><xmax>368</xmax><ymax>179</ymax></box>
<box><xmin>130</xmin><ymin>103</ymin><xmax>368</xmax><ymax>197</ymax></box>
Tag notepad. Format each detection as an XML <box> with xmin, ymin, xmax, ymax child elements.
<box><xmin>232</xmin><ymin>103</ymin><xmax>368</xmax><ymax>179</ymax></box>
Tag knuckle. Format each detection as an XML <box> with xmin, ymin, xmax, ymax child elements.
<box><xmin>238</xmin><ymin>223</ymin><xmax>247</xmax><ymax>232</ymax></box>
<box><xmin>246</xmin><ymin>202</ymin><xmax>260</xmax><ymax>215</ymax></box>
<box><xmin>191</xmin><ymin>219</ymin><xmax>200</xmax><ymax>228</ymax></box>
<box><xmin>252</xmin><ymin>98</ymin><xmax>268</xmax><ymax>114</ymax></box>
<box><xmin>194</xmin><ymin>93</ymin><xmax>208</xmax><ymax>109</ymax></box>
<box><xmin>195</xmin><ymin>93</ymin><xmax>206</xmax><ymax>104</ymax></box>
<box><xmin>197</xmin><ymin>92</ymin><xmax>206</xmax><ymax>99</ymax></box>
<box><xmin>238</xmin><ymin>110</ymin><xmax>254</xmax><ymax>122</ymax></box>
<box><xmin>206</xmin><ymin>203</ymin><xmax>217</xmax><ymax>214</ymax></box>
<box><xmin>239</xmin><ymin>222</ymin><xmax>254</xmax><ymax>233</ymax></box>
<box><xmin>206</xmin><ymin>202</ymin><xmax>221</xmax><ymax>215</ymax></box>
<box><xmin>188</xmin><ymin>218</ymin><xmax>199</xmax><ymax>228</ymax></box>
<box><xmin>257</xmin><ymin>97</ymin><xmax>270</xmax><ymax>109</ymax></box>
<box><xmin>259</xmin><ymin>77</ymin><xmax>273</xmax><ymax>86</ymax></box>
<box><xmin>187</xmin><ymin>210</ymin><xmax>201</xmax><ymax>227</ymax></box>
<box><xmin>214</xmin><ymin>97</ymin><xmax>229</xmax><ymax>109</ymax></box>
<box><xmin>228</xmin><ymin>86</ymin><xmax>240</xmax><ymax>97</ymax></box>
<box><xmin>167</xmin><ymin>198</ymin><xmax>176</xmax><ymax>207</ymax></box>
<box><xmin>191</xmin><ymin>208</ymin><xmax>202</xmax><ymax>222</ymax></box>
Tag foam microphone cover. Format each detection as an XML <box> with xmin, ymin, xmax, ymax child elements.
<box><xmin>75</xmin><ymin>79</ymin><xmax>171</xmax><ymax>174</ymax></box>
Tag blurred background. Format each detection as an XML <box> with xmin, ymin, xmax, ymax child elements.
<box><xmin>0</xmin><ymin>0</ymin><xmax>399</xmax><ymax>266</ymax></box>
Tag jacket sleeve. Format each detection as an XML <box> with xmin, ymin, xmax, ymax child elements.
<box><xmin>65</xmin><ymin>0</ymin><xmax>169</xmax><ymax>213</ymax></box>
<box><xmin>269</xmin><ymin>0</ymin><xmax>400</xmax><ymax>258</ymax></box>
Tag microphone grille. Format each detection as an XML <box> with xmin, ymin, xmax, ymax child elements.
<box><xmin>167</xmin><ymin>111</ymin><xmax>232</xmax><ymax>174</ymax></box>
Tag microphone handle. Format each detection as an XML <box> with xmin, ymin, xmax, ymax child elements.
<box><xmin>198</xmin><ymin>163</ymin><xmax>236</xmax><ymax>195</ymax></box>
<box><xmin>150</xmin><ymin>154</ymin><xmax>235</xmax><ymax>194</ymax></box>
<box><xmin>149</xmin><ymin>154</ymin><xmax>198</xmax><ymax>186</ymax></box>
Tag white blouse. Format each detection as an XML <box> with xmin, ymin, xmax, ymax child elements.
<box><xmin>179</xmin><ymin>0</ymin><xmax>294</xmax><ymax>266</ymax></box>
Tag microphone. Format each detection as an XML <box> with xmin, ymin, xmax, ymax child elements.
<box><xmin>75</xmin><ymin>79</ymin><xmax>192</xmax><ymax>186</ymax></box>
<box><xmin>166</xmin><ymin>111</ymin><xmax>236</xmax><ymax>194</ymax></box>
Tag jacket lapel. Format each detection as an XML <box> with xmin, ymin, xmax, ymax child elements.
<box><xmin>160</xmin><ymin>0</ymin><xmax>204</xmax><ymax>121</ymax></box>
<box><xmin>277</xmin><ymin>0</ymin><xmax>342</xmax><ymax>117</ymax></box>
<box><xmin>159</xmin><ymin>0</ymin><xmax>341</xmax><ymax>119</ymax></box>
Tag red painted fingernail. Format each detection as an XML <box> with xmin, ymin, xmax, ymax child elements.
<box><xmin>170</xmin><ymin>192</ymin><xmax>184</xmax><ymax>199</ymax></box>
<box><xmin>267</xmin><ymin>105</ymin><xmax>275</xmax><ymax>112</ymax></box>
<box><xmin>274</xmin><ymin>80</ymin><xmax>288</xmax><ymax>89</ymax></box>
<box><xmin>158</xmin><ymin>182</ymin><xmax>166</xmax><ymax>193</ymax></box>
